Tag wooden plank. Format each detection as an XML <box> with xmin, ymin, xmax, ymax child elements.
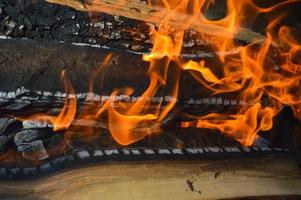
<box><xmin>46</xmin><ymin>0</ymin><xmax>267</xmax><ymax>44</ymax></box>
<box><xmin>0</xmin><ymin>155</ymin><xmax>300</xmax><ymax>200</ymax></box>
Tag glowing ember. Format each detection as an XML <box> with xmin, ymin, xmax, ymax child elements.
<box><xmin>22</xmin><ymin>0</ymin><xmax>301</xmax><ymax>146</ymax></box>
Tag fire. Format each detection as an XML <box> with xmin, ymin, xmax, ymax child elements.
<box><xmin>33</xmin><ymin>0</ymin><xmax>301</xmax><ymax>146</ymax></box>
<box><xmin>52</xmin><ymin>70</ymin><xmax>77</xmax><ymax>131</ymax></box>
<box><xmin>16</xmin><ymin>70</ymin><xmax>77</xmax><ymax>132</ymax></box>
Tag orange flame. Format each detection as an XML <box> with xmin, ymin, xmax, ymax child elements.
<box><xmin>22</xmin><ymin>0</ymin><xmax>301</xmax><ymax>147</ymax></box>
<box><xmin>17</xmin><ymin>70</ymin><xmax>77</xmax><ymax>132</ymax></box>
<box><xmin>52</xmin><ymin>70</ymin><xmax>77</xmax><ymax>131</ymax></box>
<box><xmin>178</xmin><ymin>0</ymin><xmax>301</xmax><ymax>146</ymax></box>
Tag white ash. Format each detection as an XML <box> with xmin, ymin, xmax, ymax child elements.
<box><xmin>186</xmin><ymin>148</ymin><xmax>203</xmax><ymax>154</ymax></box>
<box><xmin>23</xmin><ymin>118</ymin><xmax>106</xmax><ymax>130</ymax></box>
<box><xmin>93</xmin><ymin>150</ymin><xmax>104</xmax><ymax>157</ymax></box>
<box><xmin>0</xmin><ymin>35</ymin><xmax>10</xmax><ymax>39</ymax></box>
<box><xmin>158</xmin><ymin>149</ymin><xmax>172</xmax><ymax>155</ymax></box>
<box><xmin>1</xmin><ymin>88</ymin><xmax>264</xmax><ymax>108</ymax></box>
<box><xmin>130</xmin><ymin>149</ymin><xmax>141</xmax><ymax>155</ymax></box>
<box><xmin>144</xmin><ymin>149</ymin><xmax>156</xmax><ymax>154</ymax></box>
<box><xmin>0</xmin><ymin>36</ymin><xmax>239</xmax><ymax>58</ymax></box>
<box><xmin>71</xmin><ymin>42</ymin><xmax>110</xmax><ymax>50</ymax></box>
<box><xmin>171</xmin><ymin>149</ymin><xmax>184</xmax><ymax>154</ymax></box>
<box><xmin>85</xmin><ymin>146</ymin><xmax>289</xmax><ymax>159</ymax></box>
<box><xmin>205</xmin><ymin>147</ymin><xmax>223</xmax><ymax>153</ymax></box>
<box><xmin>104</xmin><ymin>149</ymin><xmax>119</xmax><ymax>155</ymax></box>
<box><xmin>76</xmin><ymin>150</ymin><xmax>90</xmax><ymax>159</ymax></box>
<box><xmin>23</xmin><ymin>120</ymin><xmax>54</xmax><ymax>129</ymax></box>
<box><xmin>223</xmin><ymin>147</ymin><xmax>241</xmax><ymax>153</ymax></box>
<box><xmin>121</xmin><ymin>149</ymin><xmax>131</xmax><ymax>155</ymax></box>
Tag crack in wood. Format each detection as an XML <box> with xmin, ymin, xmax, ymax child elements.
<box><xmin>45</xmin><ymin>0</ymin><xmax>269</xmax><ymax>44</ymax></box>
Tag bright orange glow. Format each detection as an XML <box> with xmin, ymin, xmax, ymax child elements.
<box><xmin>22</xmin><ymin>0</ymin><xmax>301</xmax><ymax>146</ymax></box>
<box><xmin>16</xmin><ymin>70</ymin><xmax>77</xmax><ymax>132</ymax></box>
<box><xmin>52</xmin><ymin>70</ymin><xmax>77</xmax><ymax>131</ymax></box>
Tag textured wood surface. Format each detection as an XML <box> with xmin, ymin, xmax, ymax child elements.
<box><xmin>0</xmin><ymin>37</ymin><xmax>222</xmax><ymax>99</ymax></box>
<box><xmin>46</xmin><ymin>0</ymin><xmax>266</xmax><ymax>43</ymax></box>
<box><xmin>0</xmin><ymin>155</ymin><xmax>300</xmax><ymax>200</ymax></box>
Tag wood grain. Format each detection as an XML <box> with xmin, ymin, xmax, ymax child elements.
<box><xmin>0</xmin><ymin>155</ymin><xmax>300</xmax><ymax>200</ymax></box>
<box><xmin>46</xmin><ymin>0</ymin><xmax>267</xmax><ymax>44</ymax></box>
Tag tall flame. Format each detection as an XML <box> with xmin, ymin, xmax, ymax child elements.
<box><xmin>17</xmin><ymin>70</ymin><xmax>77</xmax><ymax>132</ymax></box>
<box><xmin>29</xmin><ymin>0</ymin><xmax>301</xmax><ymax>146</ymax></box>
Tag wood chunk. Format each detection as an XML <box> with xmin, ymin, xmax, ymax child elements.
<box><xmin>46</xmin><ymin>0</ymin><xmax>267</xmax><ymax>44</ymax></box>
<box><xmin>17</xmin><ymin>140</ymin><xmax>49</xmax><ymax>161</ymax></box>
<box><xmin>14</xmin><ymin>129</ymin><xmax>49</xmax><ymax>146</ymax></box>
<box><xmin>0</xmin><ymin>136</ymin><xmax>10</xmax><ymax>154</ymax></box>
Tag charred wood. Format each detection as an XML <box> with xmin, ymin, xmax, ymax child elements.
<box><xmin>0</xmin><ymin>0</ymin><xmax>152</xmax><ymax>52</ymax></box>
<box><xmin>46</xmin><ymin>0</ymin><xmax>266</xmax><ymax>43</ymax></box>
<box><xmin>0</xmin><ymin>37</ymin><xmax>224</xmax><ymax>101</ymax></box>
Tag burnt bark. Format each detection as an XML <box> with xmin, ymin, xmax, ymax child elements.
<box><xmin>0</xmin><ymin>37</ymin><xmax>224</xmax><ymax>100</ymax></box>
<box><xmin>0</xmin><ymin>38</ymin><xmax>148</xmax><ymax>94</ymax></box>
<box><xmin>0</xmin><ymin>0</ymin><xmax>152</xmax><ymax>52</ymax></box>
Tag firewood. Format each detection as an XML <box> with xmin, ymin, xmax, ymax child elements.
<box><xmin>46</xmin><ymin>0</ymin><xmax>267</xmax><ymax>44</ymax></box>
<box><xmin>0</xmin><ymin>155</ymin><xmax>300</xmax><ymax>199</ymax></box>
<box><xmin>0</xmin><ymin>38</ymin><xmax>219</xmax><ymax>99</ymax></box>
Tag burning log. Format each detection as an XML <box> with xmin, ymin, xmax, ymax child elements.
<box><xmin>0</xmin><ymin>37</ymin><xmax>300</xmax><ymax>162</ymax></box>
<box><xmin>0</xmin><ymin>37</ymin><xmax>223</xmax><ymax>100</ymax></box>
<box><xmin>0</xmin><ymin>3</ymin><xmax>300</xmax><ymax>199</ymax></box>
<box><xmin>46</xmin><ymin>0</ymin><xmax>267</xmax><ymax>44</ymax></box>
<box><xmin>0</xmin><ymin>0</ymin><xmax>153</xmax><ymax>52</ymax></box>
<box><xmin>0</xmin><ymin>37</ymin><xmax>148</xmax><ymax>94</ymax></box>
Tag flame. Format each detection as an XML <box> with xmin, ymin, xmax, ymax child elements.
<box><xmin>178</xmin><ymin>0</ymin><xmax>301</xmax><ymax>145</ymax></box>
<box><xmin>16</xmin><ymin>70</ymin><xmax>77</xmax><ymax>132</ymax></box>
<box><xmin>53</xmin><ymin>71</ymin><xmax>77</xmax><ymax>131</ymax></box>
<box><xmin>22</xmin><ymin>0</ymin><xmax>301</xmax><ymax>147</ymax></box>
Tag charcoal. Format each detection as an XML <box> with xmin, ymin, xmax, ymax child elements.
<box><xmin>0</xmin><ymin>118</ymin><xmax>16</xmax><ymax>135</ymax></box>
<box><xmin>253</xmin><ymin>136</ymin><xmax>269</xmax><ymax>148</ymax></box>
<box><xmin>45</xmin><ymin>134</ymin><xmax>68</xmax><ymax>155</ymax></box>
<box><xmin>0</xmin><ymin>135</ymin><xmax>10</xmax><ymax>153</ymax></box>
<box><xmin>0</xmin><ymin>38</ymin><xmax>221</xmax><ymax>101</ymax></box>
<box><xmin>269</xmin><ymin>106</ymin><xmax>299</xmax><ymax>148</ymax></box>
<box><xmin>2</xmin><ymin>100</ymin><xmax>31</xmax><ymax>111</ymax></box>
<box><xmin>0</xmin><ymin>99</ymin><xmax>9</xmax><ymax>106</ymax></box>
<box><xmin>60</xmin><ymin>22</ymin><xmax>80</xmax><ymax>35</ymax></box>
<box><xmin>63</xmin><ymin>11</ymin><xmax>76</xmax><ymax>19</ymax></box>
<box><xmin>14</xmin><ymin>129</ymin><xmax>49</xmax><ymax>146</ymax></box>
<box><xmin>17</xmin><ymin>140</ymin><xmax>49</xmax><ymax>161</ymax></box>
<box><xmin>0</xmin><ymin>0</ymin><xmax>151</xmax><ymax>53</ymax></box>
